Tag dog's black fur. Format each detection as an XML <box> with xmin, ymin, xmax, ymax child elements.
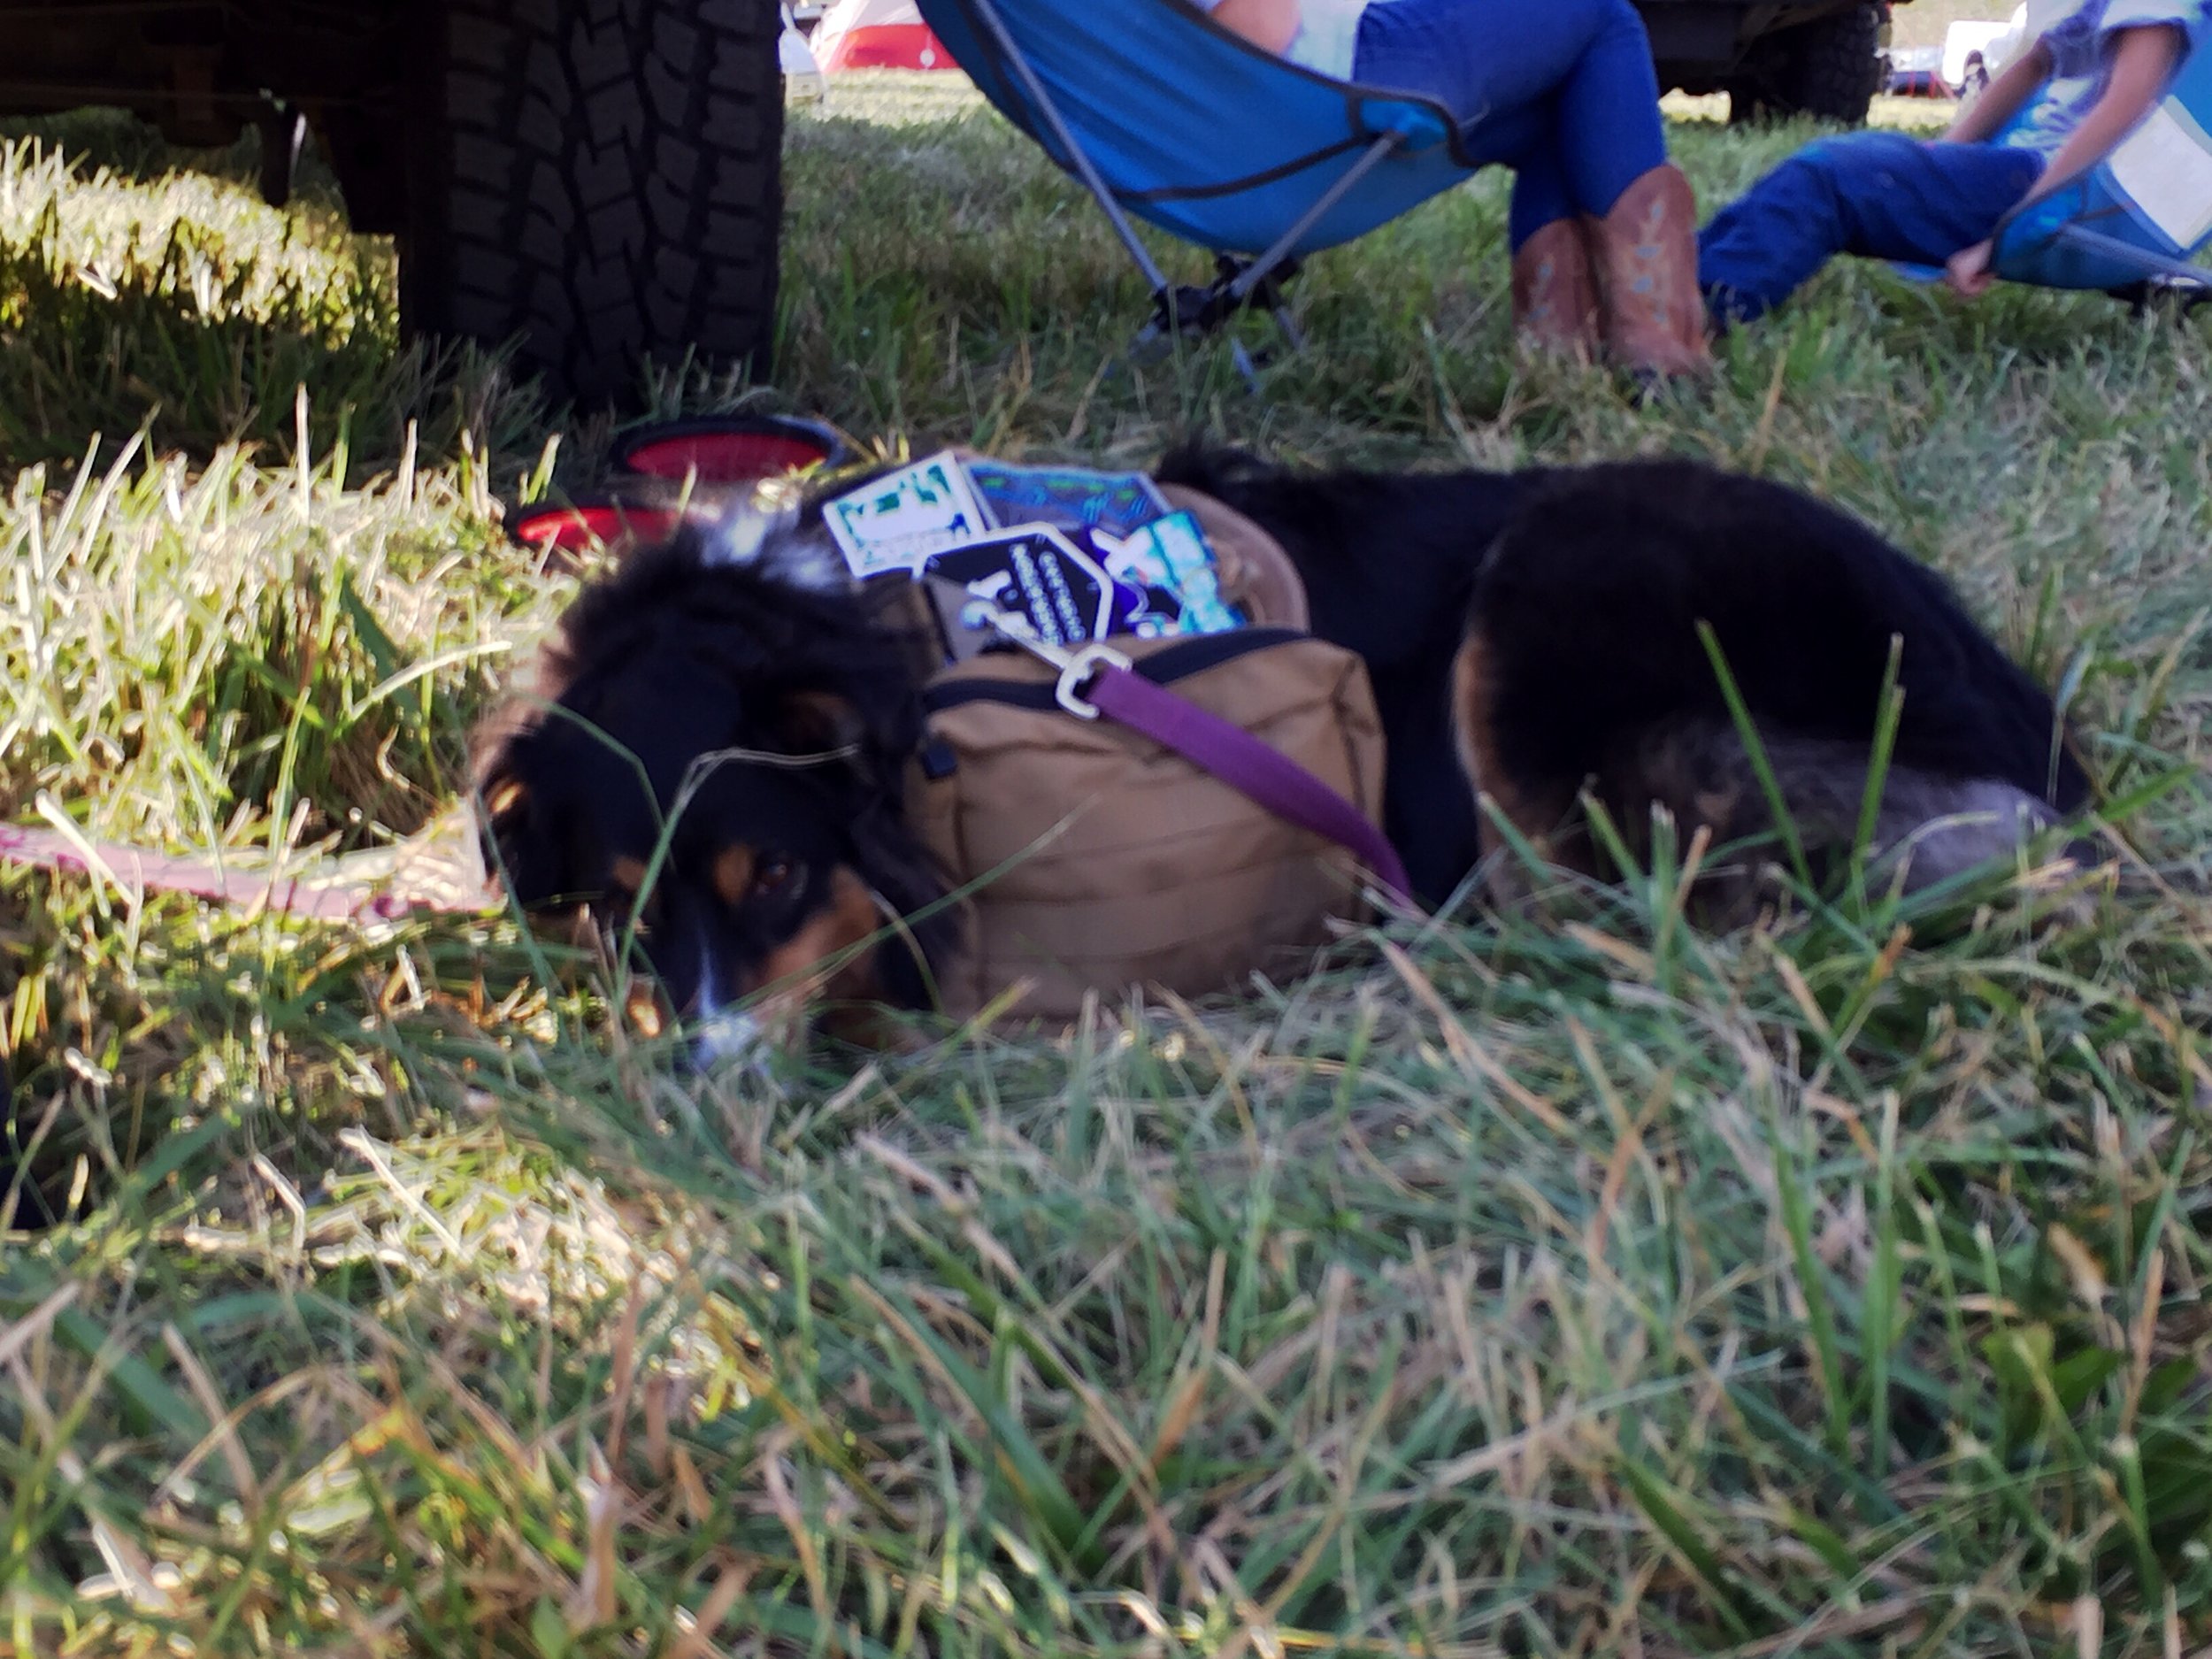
<box><xmin>476</xmin><ymin>534</ymin><xmax>956</xmax><ymax>1037</ymax></box>
<box><xmin>1159</xmin><ymin>447</ymin><xmax>2093</xmax><ymax>906</ymax></box>
<box><xmin>476</xmin><ymin>447</ymin><xmax>2093</xmax><ymax>1044</ymax></box>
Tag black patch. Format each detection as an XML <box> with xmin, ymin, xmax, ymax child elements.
<box><xmin>1463</xmin><ymin>462</ymin><xmax>2091</xmax><ymax>828</ymax></box>
<box><xmin>1156</xmin><ymin>442</ymin><xmax>1542</xmax><ymax>904</ymax></box>
<box><xmin>1157</xmin><ymin>443</ymin><xmax>2092</xmax><ymax>904</ymax></box>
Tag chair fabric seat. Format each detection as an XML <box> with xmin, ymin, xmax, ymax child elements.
<box><xmin>914</xmin><ymin>0</ymin><xmax>1514</xmax><ymax>257</ymax></box>
<box><xmin>1993</xmin><ymin>19</ymin><xmax>2212</xmax><ymax>290</ymax></box>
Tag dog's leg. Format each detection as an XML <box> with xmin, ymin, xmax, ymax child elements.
<box><xmin>1451</xmin><ymin>635</ymin><xmax>1590</xmax><ymax>905</ymax></box>
<box><xmin>1616</xmin><ymin>722</ymin><xmax>2078</xmax><ymax>908</ymax></box>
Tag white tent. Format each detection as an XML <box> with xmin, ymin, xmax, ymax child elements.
<box><xmin>812</xmin><ymin>0</ymin><xmax>958</xmax><ymax>72</ymax></box>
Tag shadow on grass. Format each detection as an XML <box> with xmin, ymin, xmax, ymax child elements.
<box><xmin>0</xmin><ymin>111</ymin><xmax>545</xmax><ymax>478</ymax></box>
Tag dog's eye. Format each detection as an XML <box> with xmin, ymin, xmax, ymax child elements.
<box><xmin>752</xmin><ymin>858</ymin><xmax>795</xmax><ymax>897</ymax></box>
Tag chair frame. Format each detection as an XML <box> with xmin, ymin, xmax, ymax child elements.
<box><xmin>958</xmin><ymin>0</ymin><xmax>1412</xmax><ymax>385</ymax></box>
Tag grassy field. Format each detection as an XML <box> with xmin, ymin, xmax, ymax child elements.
<box><xmin>4</xmin><ymin>72</ymin><xmax>2212</xmax><ymax>1659</ymax></box>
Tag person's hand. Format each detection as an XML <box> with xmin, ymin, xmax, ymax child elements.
<box><xmin>1946</xmin><ymin>239</ymin><xmax>1997</xmax><ymax>298</ymax></box>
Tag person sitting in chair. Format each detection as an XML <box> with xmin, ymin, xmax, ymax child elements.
<box><xmin>1699</xmin><ymin>0</ymin><xmax>2204</xmax><ymax>324</ymax></box>
<box><xmin>1195</xmin><ymin>0</ymin><xmax>1710</xmax><ymax>377</ymax></box>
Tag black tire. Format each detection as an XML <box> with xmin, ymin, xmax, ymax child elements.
<box><xmin>402</xmin><ymin>0</ymin><xmax>785</xmax><ymax>408</ymax></box>
<box><xmin>1771</xmin><ymin>3</ymin><xmax>1890</xmax><ymax>125</ymax></box>
<box><xmin>1722</xmin><ymin>77</ymin><xmax>1772</xmax><ymax>126</ymax></box>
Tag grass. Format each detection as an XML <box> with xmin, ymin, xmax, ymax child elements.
<box><xmin>4</xmin><ymin>76</ymin><xmax>2212</xmax><ymax>1657</ymax></box>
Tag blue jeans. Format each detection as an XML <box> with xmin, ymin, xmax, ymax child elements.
<box><xmin>1354</xmin><ymin>0</ymin><xmax>1669</xmax><ymax>249</ymax></box>
<box><xmin>1699</xmin><ymin>132</ymin><xmax>2046</xmax><ymax>324</ymax></box>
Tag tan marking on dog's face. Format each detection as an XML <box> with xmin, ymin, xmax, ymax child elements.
<box><xmin>625</xmin><ymin>982</ymin><xmax>666</xmax><ymax>1038</ymax></box>
<box><xmin>1450</xmin><ymin>636</ymin><xmax>1494</xmax><ymax>803</ymax></box>
<box><xmin>748</xmin><ymin>867</ymin><xmax>886</xmax><ymax>1004</ymax></box>
<box><xmin>608</xmin><ymin>855</ymin><xmax>650</xmax><ymax>898</ymax></box>
<box><xmin>710</xmin><ymin>844</ymin><xmax>758</xmax><ymax>909</ymax></box>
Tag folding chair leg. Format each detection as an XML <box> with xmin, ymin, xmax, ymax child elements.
<box><xmin>962</xmin><ymin>0</ymin><xmax>1175</xmax><ymax>301</ymax></box>
<box><xmin>1224</xmin><ymin>133</ymin><xmax>1402</xmax><ymax>310</ymax></box>
<box><xmin>1230</xmin><ymin>339</ymin><xmax>1263</xmax><ymax>395</ymax></box>
<box><xmin>968</xmin><ymin>0</ymin><xmax>1408</xmax><ymax>388</ymax></box>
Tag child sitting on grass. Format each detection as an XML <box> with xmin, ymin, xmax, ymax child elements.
<box><xmin>1700</xmin><ymin>0</ymin><xmax>2206</xmax><ymax>325</ymax></box>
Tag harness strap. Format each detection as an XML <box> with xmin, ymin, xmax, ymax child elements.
<box><xmin>1083</xmin><ymin>660</ymin><xmax>1414</xmax><ymax>905</ymax></box>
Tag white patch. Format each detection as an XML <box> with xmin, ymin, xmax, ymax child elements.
<box><xmin>764</xmin><ymin>527</ymin><xmax>855</xmax><ymax>595</ymax></box>
<box><xmin>716</xmin><ymin>510</ymin><xmax>854</xmax><ymax>598</ymax></box>
<box><xmin>690</xmin><ymin>948</ymin><xmax>771</xmax><ymax>1071</ymax></box>
<box><xmin>2110</xmin><ymin>104</ymin><xmax>2212</xmax><ymax>249</ymax></box>
<box><xmin>1877</xmin><ymin>780</ymin><xmax>2061</xmax><ymax>888</ymax></box>
<box><xmin>704</xmin><ymin>497</ymin><xmax>799</xmax><ymax>568</ymax></box>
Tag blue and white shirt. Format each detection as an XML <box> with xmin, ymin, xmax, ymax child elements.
<box><xmin>2000</xmin><ymin>0</ymin><xmax>2208</xmax><ymax>157</ymax></box>
<box><xmin>1191</xmin><ymin>0</ymin><xmax>1372</xmax><ymax>81</ymax></box>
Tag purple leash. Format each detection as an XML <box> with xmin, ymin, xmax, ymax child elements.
<box><xmin>1082</xmin><ymin>656</ymin><xmax>1414</xmax><ymax>906</ymax></box>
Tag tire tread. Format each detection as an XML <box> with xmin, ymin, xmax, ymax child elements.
<box><xmin>402</xmin><ymin>0</ymin><xmax>783</xmax><ymax>405</ymax></box>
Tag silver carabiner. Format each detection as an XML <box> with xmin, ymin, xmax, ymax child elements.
<box><xmin>985</xmin><ymin>613</ymin><xmax>1132</xmax><ymax>721</ymax></box>
<box><xmin>1050</xmin><ymin>641</ymin><xmax>1134</xmax><ymax>719</ymax></box>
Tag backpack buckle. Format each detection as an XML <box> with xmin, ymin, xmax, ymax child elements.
<box><xmin>1050</xmin><ymin>642</ymin><xmax>1134</xmax><ymax>719</ymax></box>
<box><xmin>986</xmin><ymin>613</ymin><xmax>1132</xmax><ymax>720</ymax></box>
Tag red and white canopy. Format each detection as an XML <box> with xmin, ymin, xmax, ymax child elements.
<box><xmin>813</xmin><ymin>0</ymin><xmax>959</xmax><ymax>72</ymax></box>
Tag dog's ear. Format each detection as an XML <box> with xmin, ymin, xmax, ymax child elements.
<box><xmin>777</xmin><ymin>689</ymin><xmax>870</xmax><ymax>754</ymax></box>
<box><xmin>774</xmin><ymin>686</ymin><xmax>921</xmax><ymax>783</ymax></box>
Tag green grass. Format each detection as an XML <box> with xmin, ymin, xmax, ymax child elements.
<box><xmin>5</xmin><ymin>81</ymin><xmax>2212</xmax><ymax>1657</ymax></box>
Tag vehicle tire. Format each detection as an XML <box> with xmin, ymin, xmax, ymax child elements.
<box><xmin>402</xmin><ymin>0</ymin><xmax>785</xmax><ymax>407</ymax></box>
<box><xmin>1770</xmin><ymin>2</ymin><xmax>1891</xmax><ymax>125</ymax></box>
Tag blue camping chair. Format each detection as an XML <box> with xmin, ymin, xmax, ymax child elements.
<box><xmin>912</xmin><ymin>0</ymin><xmax>1535</xmax><ymax>373</ymax></box>
<box><xmin>1991</xmin><ymin>14</ymin><xmax>2212</xmax><ymax>302</ymax></box>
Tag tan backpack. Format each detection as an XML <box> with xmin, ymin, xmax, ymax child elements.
<box><xmin>902</xmin><ymin>487</ymin><xmax>1392</xmax><ymax>1023</ymax></box>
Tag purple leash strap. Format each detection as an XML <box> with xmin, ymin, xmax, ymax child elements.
<box><xmin>1084</xmin><ymin>660</ymin><xmax>1415</xmax><ymax>906</ymax></box>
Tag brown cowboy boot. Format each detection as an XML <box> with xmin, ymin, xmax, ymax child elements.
<box><xmin>1509</xmin><ymin>217</ymin><xmax>1601</xmax><ymax>362</ymax></box>
<box><xmin>1586</xmin><ymin>162</ymin><xmax>1713</xmax><ymax>380</ymax></box>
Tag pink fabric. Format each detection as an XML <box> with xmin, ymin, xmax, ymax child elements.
<box><xmin>0</xmin><ymin>824</ymin><xmax>461</xmax><ymax>922</ymax></box>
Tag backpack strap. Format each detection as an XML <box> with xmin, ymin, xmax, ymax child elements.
<box><xmin>1087</xmin><ymin>661</ymin><xmax>1411</xmax><ymax>903</ymax></box>
<box><xmin>1011</xmin><ymin>632</ymin><xmax>1413</xmax><ymax>904</ymax></box>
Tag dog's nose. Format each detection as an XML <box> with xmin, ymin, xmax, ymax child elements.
<box><xmin>690</xmin><ymin>1009</ymin><xmax>772</xmax><ymax>1076</ymax></box>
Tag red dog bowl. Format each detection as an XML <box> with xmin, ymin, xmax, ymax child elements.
<box><xmin>615</xmin><ymin>414</ymin><xmax>849</xmax><ymax>485</ymax></box>
<box><xmin>509</xmin><ymin>498</ymin><xmax>687</xmax><ymax>557</ymax></box>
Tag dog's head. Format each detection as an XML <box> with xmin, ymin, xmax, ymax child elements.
<box><xmin>474</xmin><ymin>519</ymin><xmax>952</xmax><ymax>1056</ymax></box>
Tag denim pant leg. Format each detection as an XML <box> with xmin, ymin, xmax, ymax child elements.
<box><xmin>1354</xmin><ymin>0</ymin><xmax>1669</xmax><ymax>246</ymax></box>
<box><xmin>1698</xmin><ymin>132</ymin><xmax>2045</xmax><ymax>324</ymax></box>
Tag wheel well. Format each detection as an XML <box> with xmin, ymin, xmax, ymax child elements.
<box><xmin>0</xmin><ymin>4</ymin><xmax>407</xmax><ymax>149</ymax></box>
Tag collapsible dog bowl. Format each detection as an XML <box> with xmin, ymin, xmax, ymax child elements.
<box><xmin>615</xmin><ymin>414</ymin><xmax>849</xmax><ymax>485</ymax></box>
<box><xmin>509</xmin><ymin>498</ymin><xmax>687</xmax><ymax>557</ymax></box>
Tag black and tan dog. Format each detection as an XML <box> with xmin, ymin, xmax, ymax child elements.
<box><xmin>475</xmin><ymin>447</ymin><xmax>2093</xmax><ymax>1053</ymax></box>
